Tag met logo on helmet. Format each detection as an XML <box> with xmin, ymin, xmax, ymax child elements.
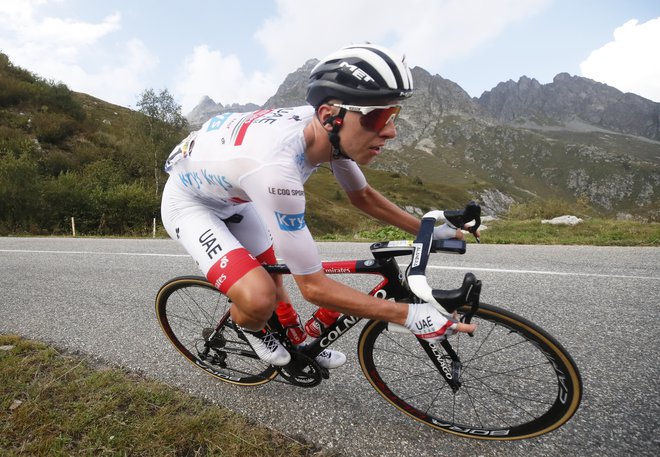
<box><xmin>339</xmin><ymin>61</ymin><xmax>375</xmax><ymax>83</ymax></box>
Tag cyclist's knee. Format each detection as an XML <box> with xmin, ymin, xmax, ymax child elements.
<box><xmin>227</xmin><ymin>269</ymin><xmax>277</xmax><ymax>320</ymax></box>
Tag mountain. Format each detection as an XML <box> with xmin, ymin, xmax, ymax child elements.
<box><xmin>263</xmin><ymin>59</ymin><xmax>318</xmax><ymax>109</ymax></box>
<box><xmin>479</xmin><ymin>73</ymin><xmax>660</xmax><ymax>140</ymax></box>
<box><xmin>186</xmin><ymin>95</ymin><xmax>259</xmax><ymax>127</ymax></box>
<box><xmin>186</xmin><ymin>64</ymin><xmax>660</xmax><ymax>220</ymax></box>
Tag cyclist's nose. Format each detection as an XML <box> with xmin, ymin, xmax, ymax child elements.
<box><xmin>378</xmin><ymin>120</ymin><xmax>396</xmax><ymax>138</ymax></box>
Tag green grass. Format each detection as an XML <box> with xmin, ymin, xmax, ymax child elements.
<box><xmin>483</xmin><ymin>218</ymin><xmax>660</xmax><ymax>246</ymax></box>
<box><xmin>0</xmin><ymin>335</ymin><xmax>333</xmax><ymax>457</ymax></box>
<box><xmin>318</xmin><ymin>218</ymin><xmax>660</xmax><ymax>246</ymax></box>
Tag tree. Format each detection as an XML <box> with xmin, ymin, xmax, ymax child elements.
<box><xmin>135</xmin><ymin>88</ymin><xmax>188</xmax><ymax>197</ymax></box>
<box><xmin>136</xmin><ymin>88</ymin><xmax>187</xmax><ymax>128</ymax></box>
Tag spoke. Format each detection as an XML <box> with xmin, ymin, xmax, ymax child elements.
<box><xmin>167</xmin><ymin>311</ymin><xmax>207</xmax><ymax>329</ymax></box>
<box><xmin>462</xmin><ymin>383</ymin><xmax>516</xmax><ymax>429</ymax></box>
<box><xmin>463</xmin><ymin>383</ymin><xmax>486</xmax><ymax>428</ymax></box>
<box><xmin>398</xmin><ymin>380</ymin><xmax>450</xmax><ymax>403</ymax></box>
<box><xmin>373</xmin><ymin>366</ymin><xmax>442</xmax><ymax>386</ymax></box>
<box><xmin>201</xmin><ymin>359</ymin><xmax>270</xmax><ymax>378</ymax></box>
<box><xmin>464</xmin><ymin>363</ymin><xmax>555</xmax><ymax>385</ymax></box>
<box><xmin>380</xmin><ymin>334</ymin><xmax>438</xmax><ymax>370</ymax></box>
<box><xmin>469</xmin><ymin>374</ymin><xmax>554</xmax><ymax>412</ymax></box>
<box><xmin>175</xmin><ymin>288</ymin><xmax>219</xmax><ymax>327</ymax></box>
<box><xmin>423</xmin><ymin>380</ymin><xmax>450</xmax><ymax>415</ymax></box>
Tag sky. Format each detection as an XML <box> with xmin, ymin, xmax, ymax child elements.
<box><xmin>1</xmin><ymin>0</ymin><xmax>659</xmax><ymax>115</ymax></box>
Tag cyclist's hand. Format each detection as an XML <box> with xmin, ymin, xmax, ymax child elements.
<box><xmin>464</xmin><ymin>222</ymin><xmax>481</xmax><ymax>240</ymax></box>
<box><xmin>433</xmin><ymin>223</ymin><xmax>463</xmax><ymax>240</ymax></box>
<box><xmin>434</xmin><ymin>222</ymin><xmax>482</xmax><ymax>242</ymax></box>
<box><xmin>451</xmin><ymin>321</ymin><xmax>478</xmax><ymax>334</ymax></box>
<box><xmin>449</xmin><ymin>311</ymin><xmax>478</xmax><ymax>335</ymax></box>
<box><xmin>406</xmin><ymin>303</ymin><xmax>477</xmax><ymax>343</ymax></box>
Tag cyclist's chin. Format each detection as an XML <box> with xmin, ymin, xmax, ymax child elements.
<box><xmin>353</xmin><ymin>149</ymin><xmax>380</xmax><ymax>165</ymax></box>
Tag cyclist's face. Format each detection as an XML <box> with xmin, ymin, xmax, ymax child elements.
<box><xmin>339</xmin><ymin>109</ymin><xmax>397</xmax><ymax>165</ymax></box>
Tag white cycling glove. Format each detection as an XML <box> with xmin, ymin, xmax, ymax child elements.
<box><xmin>405</xmin><ymin>302</ymin><xmax>457</xmax><ymax>343</ymax></box>
<box><xmin>433</xmin><ymin>222</ymin><xmax>458</xmax><ymax>240</ymax></box>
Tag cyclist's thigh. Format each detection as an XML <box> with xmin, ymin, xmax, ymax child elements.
<box><xmin>161</xmin><ymin>184</ymin><xmax>262</xmax><ymax>293</ymax></box>
<box><xmin>228</xmin><ymin>203</ymin><xmax>273</xmax><ymax>258</ymax></box>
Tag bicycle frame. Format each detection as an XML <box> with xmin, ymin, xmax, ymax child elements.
<box><xmin>263</xmin><ymin>240</ymin><xmax>473</xmax><ymax>392</ymax></box>
<box><xmin>266</xmin><ymin>255</ymin><xmax>409</xmax><ymax>358</ymax></box>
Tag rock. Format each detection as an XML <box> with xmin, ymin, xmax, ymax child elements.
<box><xmin>541</xmin><ymin>215</ymin><xmax>583</xmax><ymax>225</ymax></box>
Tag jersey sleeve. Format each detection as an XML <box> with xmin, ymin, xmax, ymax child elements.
<box><xmin>331</xmin><ymin>159</ymin><xmax>367</xmax><ymax>192</ymax></box>
<box><xmin>240</xmin><ymin>164</ymin><xmax>322</xmax><ymax>276</ymax></box>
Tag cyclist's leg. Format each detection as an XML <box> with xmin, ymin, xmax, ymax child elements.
<box><xmin>162</xmin><ymin>183</ymin><xmax>290</xmax><ymax>366</ymax></box>
<box><xmin>228</xmin><ymin>204</ymin><xmax>346</xmax><ymax>369</ymax></box>
<box><xmin>163</xmin><ymin>193</ymin><xmax>276</xmax><ymax>316</ymax></box>
<box><xmin>226</xmin><ymin>203</ymin><xmax>291</xmax><ymax>304</ymax></box>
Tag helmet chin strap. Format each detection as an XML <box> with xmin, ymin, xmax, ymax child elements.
<box><xmin>323</xmin><ymin>107</ymin><xmax>350</xmax><ymax>160</ymax></box>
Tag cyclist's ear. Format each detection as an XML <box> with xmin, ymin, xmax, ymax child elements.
<box><xmin>317</xmin><ymin>103</ymin><xmax>340</xmax><ymax>131</ymax></box>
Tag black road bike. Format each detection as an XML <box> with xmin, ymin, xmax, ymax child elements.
<box><xmin>155</xmin><ymin>203</ymin><xmax>582</xmax><ymax>440</ymax></box>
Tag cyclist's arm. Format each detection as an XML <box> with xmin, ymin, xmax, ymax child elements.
<box><xmin>293</xmin><ymin>270</ymin><xmax>408</xmax><ymax>324</ymax></box>
<box><xmin>345</xmin><ymin>184</ymin><xmax>421</xmax><ymax>234</ymax></box>
<box><xmin>241</xmin><ymin>164</ymin><xmax>323</xmax><ymax>275</ymax></box>
<box><xmin>294</xmin><ymin>270</ymin><xmax>477</xmax><ymax>334</ymax></box>
<box><xmin>331</xmin><ymin>159</ymin><xmax>419</xmax><ymax>233</ymax></box>
<box><xmin>348</xmin><ymin>185</ymin><xmax>476</xmax><ymax>239</ymax></box>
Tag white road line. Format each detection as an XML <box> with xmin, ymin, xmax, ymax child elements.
<box><xmin>0</xmin><ymin>249</ymin><xmax>188</xmax><ymax>258</ymax></box>
<box><xmin>2</xmin><ymin>249</ymin><xmax>657</xmax><ymax>281</ymax></box>
<box><xmin>427</xmin><ymin>265</ymin><xmax>659</xmax><ymax>281</ymax></box>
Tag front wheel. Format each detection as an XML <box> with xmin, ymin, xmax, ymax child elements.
<box><xmin>155</xmin><ymin>276</ymin><xmax>278</xmax><ymax>386</ymax></box>
<box><xmin>358</xmin><ymin>302</ymin><xmax>582</xmax><ymax>440</ymax></box>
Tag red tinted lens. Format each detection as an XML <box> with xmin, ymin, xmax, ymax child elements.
<box><xmin>360</xmin><ymin>106</ymin><xmax>401</xmax><ymax>131</ymax></box>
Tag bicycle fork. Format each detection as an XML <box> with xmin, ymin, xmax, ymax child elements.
<box><xmin>418</xmin><ymin>278</ymin><xmax>481</xmax><ymax>393</ymax></box>
<box><xmin>418</xmin><ymin>339</ymin><xmax>463</xmax><ymax>392</ymax></box>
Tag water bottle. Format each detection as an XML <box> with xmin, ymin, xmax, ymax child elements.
<box><xmin>304</xmin><ymin>308</ymin><xmax>340</xmax><ymax>338</ymax></box>
<box><xmin>275</xmin><ymin>301</ymin><xmax>307</xmax><ymax>345</ymax></box>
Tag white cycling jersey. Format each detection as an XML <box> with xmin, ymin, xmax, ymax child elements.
<box><xmin>161</xmin><ymin>106</ymin><xmax>367</xmax><ymax>286</ymax></box>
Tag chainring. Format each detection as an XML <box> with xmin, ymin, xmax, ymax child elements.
<box><xmin>277</xmin><ymin>352</ymin><xmax>324</xmax><ymax>387</ymax></box>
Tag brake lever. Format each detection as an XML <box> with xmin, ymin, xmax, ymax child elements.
<box><xmin>463</xmin><ymin>201</ymin><xmax>481</xmax><ymax>243</ymax></box>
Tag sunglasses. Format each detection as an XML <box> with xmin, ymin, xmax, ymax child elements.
<box><xmin>331</xmin><ymin>103</ymin><xmax>402</xmax><ymax>131</ymax></box>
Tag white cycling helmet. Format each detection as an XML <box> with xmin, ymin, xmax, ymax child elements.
<box><xmin>306</xmin><ymin>44</ymin><xmax>414</xmax><ymax>107</ymax></box>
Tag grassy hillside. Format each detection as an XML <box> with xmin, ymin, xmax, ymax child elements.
<box><xmin>377</xmin><ymin>115</ymin><xmax>660</xmax><ymax>221</ymax></box>
<box><xmin>0</xmin><ymin>53</ymin><xmax>186</xmax><ymax>236</ymax></box>
<box><xmin>0</xmin><ymin>53</ymin><xmax>476</xmax><ymax>237</ymax></box>
<box><xmin>1</xmin><ymin>52</ymin><xmax>657</xmax><ymax>240</ymax></box>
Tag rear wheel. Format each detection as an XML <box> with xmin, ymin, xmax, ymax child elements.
<box><xmin>155</xmin><ymin>276</ymin><xmax>278</xmax><ymax>386</ymax></box>
<box><xmin>358</xmin><ymin>302</ymin><xmax>582</xmax><ymax>440</ymax></box>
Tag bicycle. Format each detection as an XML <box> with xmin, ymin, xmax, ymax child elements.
<box><xmin>155</xmin><ymin>203</ymin><xmax>582</xmax><ymax>440</ymax></box>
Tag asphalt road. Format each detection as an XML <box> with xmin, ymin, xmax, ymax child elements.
<box><xmin>1</xmin><ymin>237</ymin><xmax>659</xmax><ymax>456</ymax></box>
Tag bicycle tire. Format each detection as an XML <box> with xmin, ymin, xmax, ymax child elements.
<box><xmin>358</xmin><ymin>302</ymin><xmax>582</xmax><ymax>440</ymax></box>
<box><xmin>155</xmin><ymin>276</ymin><xmax>278</xmax><ymax>386</ymax></box>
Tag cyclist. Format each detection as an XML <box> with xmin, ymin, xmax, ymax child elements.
<box><xmin>161</xmin><ymin>44</ymin><xmax>477</xmax><ymax>368</ymax></box>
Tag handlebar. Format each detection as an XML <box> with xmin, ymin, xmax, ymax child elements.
<box><xmin>407</xmin><ymin>202</ymin><xmax>482</xmax><ymax>315</ymax></box>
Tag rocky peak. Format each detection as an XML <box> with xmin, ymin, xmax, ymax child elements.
<box><xmin>262</xmin><ymin>59</ymin><xmax>318</xmax><ymax>108</ymax></box>
<box><xmin>479</xmin><ymin>73</ymin><xmax>660</xmax><ymax>140</ymax></box>
<box><xmin>186</xmin><ymin>96</ymin><xmax>259</xmax><ymax>129</ymax></box>
<box><xmin>408</xmin><ymin>67</ymin><xmax>481</xmax><ymax>117</ymax></box>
